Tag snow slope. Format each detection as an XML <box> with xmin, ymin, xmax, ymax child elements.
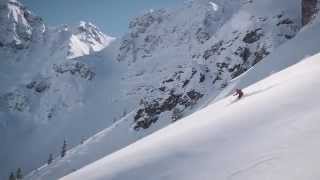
<box><xmin>62</xmin><ymin>52</ymin><xmax>320</xmax><ymax>180</ymax></box>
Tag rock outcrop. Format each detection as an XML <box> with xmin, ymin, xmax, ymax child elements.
<box><xmin>302</xmin><ymin>0</ymin><xmax>319</xmax><ymax>25</ymax></box>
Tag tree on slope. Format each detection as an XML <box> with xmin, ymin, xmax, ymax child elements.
<box><xmin>9</xmin><ymin>172</ymin><xmax>16</xmax><ymax>180</ymax></box>
<box><xmin>80</xmin><ymin>137</ymin><xmax>86</xmax><ymax>144</ymax></box>
<box><xmin>16</xmin><ymin>168</ymin><xmax>22</xmax><ymax>179</ymax></box>
<box><xmin>48</xmin><ymin>153</ymin><xmax>53</xmax><ymax>164</ymax></box>
<box><xmin>172</xmin><ymin>107</ymin><xmax>183</xmax><ymax>122</ymax></box>
<box><xmin>61</xmin><ymin>139</ymin><xmax>67</xmax><ymax>158</ymax></box>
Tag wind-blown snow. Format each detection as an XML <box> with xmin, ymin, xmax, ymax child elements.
<box><xmin>62</xmin><ymin>53</ymin><xmax>320</xmax><ymax>180</ymax></box>
<box><xmin>209</xmin><ymin>1</ymin><xmax>219</xmax><ymax>11</ymax></box>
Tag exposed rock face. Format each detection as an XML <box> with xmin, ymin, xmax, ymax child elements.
<box><xmin>302</xmin><ymin>0</ymin><xmax>319</xmax><ymax>25</ymax></box>
<box><xmin>119</xmin><ymin>2</ymin><xmax>300</xmax><ymax>131</ymax></box>
<box><xmin>53</xmin><ymin>62</ymin><xmax>96</xmax><ymax>80</ymax></box>
<box><xmin>134</xmin><ymin>89</ymin><xmax>203</xmax><ymax>130</ymax></box>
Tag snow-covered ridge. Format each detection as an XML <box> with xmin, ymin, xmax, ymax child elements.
<box><xmin>0</xmin><ymin>0</ymin><xmax>114</xmax><ymax>58</ymax></box>
<box><xmin>0</xmin><ymin>0</ymin><xmax>44</xmax><ymax>48</ymax></box>
<box><xmin>0</xmin><ymin>0</ymin><xmax>115</xmax><ymax>179</ymax></box>
<box><xmin>67</xmin><ymin>21</ymin><xmax>115</xmax><ymax>59</ymax></box>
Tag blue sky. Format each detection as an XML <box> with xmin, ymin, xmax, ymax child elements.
<box><xmin>23</xmin><ymin>0</ymin><xmax>185</xmax><ymax>37</ymax></box>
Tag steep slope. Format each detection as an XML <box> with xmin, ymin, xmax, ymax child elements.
<box><xmin>0</xmin><ymin>0</ymin><xmax>115</xmax><ymax>178</ymax></box>
<box><xmin>25</xmin><ymin>0</ymin><xmax>305</xmax><ymax>179</ymax></box>
<box><xmin>118</xmin><ymin>0</ymin><xmax>300</xmax><ymax>131</ymax></box>
<box><xmin>62</xmin><ymin>52</ymin><xmax>320</xmax><ymax>180</ymax></box>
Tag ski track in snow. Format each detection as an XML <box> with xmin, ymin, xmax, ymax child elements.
<box><xmin>228</xmin><ymin>156</ymin><xmax>279</xmax><ymax>180</ymax></box>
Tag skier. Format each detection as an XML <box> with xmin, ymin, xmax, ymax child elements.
<box><xmin>233</xmin><ymin>88</ymin><xmax>244</xmax><ymax>100</ymax></box>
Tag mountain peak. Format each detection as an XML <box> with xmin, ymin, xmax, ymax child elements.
<box><xmin>0</xmin><ymin>0</ymin><xmax>44</xmax><ymax>48</ymax></box>
<box><xmin>66</xmin><ymin>21</ymin><xmax>115</xmax><ymax>59</ymax></box>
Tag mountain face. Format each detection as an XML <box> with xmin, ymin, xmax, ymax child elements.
<box><xmin>23</xmin><ymin>0</ymin><xmax>317</xmax><ymax>179</ymax></box>
<box><xmin>63</xmin><ymin>5</ymin><xmax>320</xmax><ymax>179</ymax></box>
<box><xmin>117</xmin><ymin>0</ymin><xmax>301</xmax><ymax>131</ymax></box>
<box><xmin>121</xmin><ymin>0</ymin><xmax>300</xmax><ymax>131</ymax></box>
<box><xmin>0</xmin><ymin>0</ymin><xmax>115</xmax><ymax>178</ymax></box>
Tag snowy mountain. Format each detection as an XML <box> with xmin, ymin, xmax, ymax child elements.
<box><xmin>62</xmin><ymin>52</ymin><xmax>320</xmax><ymax>180</ymax></box>
<box><xmin>115</xmin><ymin>0</ymin><xmax>301</xmax><ymax>132</ymax></box>
<box><xmin>23</xmin><ymin>0</ymin><xmax>320</xmax><ymax>179</ymax></box>
<box><xmin>67</xmin><ymin>21</ymin><xmax>114</xmax><ymax>59</ymax></box>
<box><xmin>0</xmin><ymin>0</ymin><xmax>115</xmax><ymax>178</ymax></box>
